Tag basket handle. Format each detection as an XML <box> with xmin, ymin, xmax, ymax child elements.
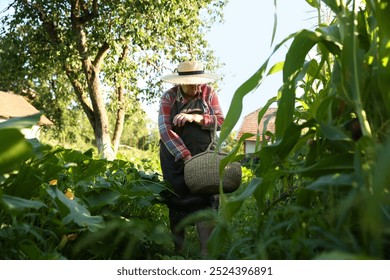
<box><xmin>206</xmin><ymin>115</ymin><xmax>218</xmax><ymax>152</ymax></box>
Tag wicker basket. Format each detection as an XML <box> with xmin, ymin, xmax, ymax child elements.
<box><xmin>184</xmin><ymin>149</ymin><xmax>242</xmax><ymax>194</ymax></box>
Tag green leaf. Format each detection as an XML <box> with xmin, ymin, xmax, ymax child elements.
<box><xmin>46</xmin><ymin>186</ymin><xmax>104</xmax><ymax>232</ymax></box>
<box><xmin>277</xmin><ymin>31</ymin><xmax>316</xmax><ymax>138</ymax></box>
<box><xmin>306</xmin><ymin>173</ymin><xmax>356</xmax><ymax>192</ymax></box>
<box><xmin>276</xmin><ymin>29</ymin><xmax>341</xmax><ymax>138</ymax></box>
<box><xmin>298</xmin><ymin>153</ymin><xmax>354</xmax><ymax>177</ymax></box>
<box><xmin>0</xmin><ymin>128</ymin><xmax>33</xmax><ymax>174</ymax></box>
<box><xmin>372</xmin><ymin>134</ymin><xmax>390</xmax><ymax>196</ymax></box>
<box><xmin>223</xmin><ymin>177</ymin><xmax>262</xmax><ymax>221</ymax></box>
<box><xmin>0</xmin><ymin>113</ymin><xmax>41</xmax><ymax>130</ymax></box>
<box><xmin>373</xmin><ymin>0</ymin><xmax>390</xmax><ymax>113</ymax></box>
<box><xmin>315</xmin><ymin>251</ymin><xmax>368</xmax><ymax>260</ymax></box>
<box><xmin>305</xmin><ymin>0</ymin><xmax>320</xmax><ymax>8</ymax></box>
<box><xmin>218</xmin><ymin>60</ymin><xmax>270</xmax><ymax>145</ymax></box>
<box><xmin>218</xmin><ymin>33</ymin><xmax>296</xmax><ymax>145</ymax></box>
<box><xmin>322</xmin><ymin>0</ymin><xmax>342</xmax><ymax>14</ymax></box>
<box><xmin>258</xmin><ymin>121</ymin><xmax>305</xmax><ymax>175</ymax></box>
<box><xmin>82</xmin><ymin>189</ymin><xmax>122</xmax><ymax>209</ymax></box>
<box><xmin>208</xmin><ymin>223</ymin><xmax>229</xmax><ymax>257</ymax></box>
<box><xmin>319</xmin><ymin>122</ymin><xmax>352</xmax><ymax>141</ymax></box>
<box><xmin>267</xmin><ymin>61</ymin><xmax>284</xmax><ymax>76</ymax></box>
<box><xmin>1</xmin><ymin>194</ymin><xmax>46</xmax><ymax>212</ymax></box>
<box><xmin>219</xmin><ymin>131</ymin><xmax>253</xmax><ymax>178</ymax></box>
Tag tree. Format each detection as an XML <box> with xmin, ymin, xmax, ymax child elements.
<box><xmin>0</xmin><ymin>0</ymin><xmax>225</xmax><ymax>159</ymax></box>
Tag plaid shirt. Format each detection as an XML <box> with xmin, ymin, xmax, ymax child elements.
<box><xmin>158</xmin><ymin>84</ymin><xmax>224</xmax><ymax>161</ymax></box>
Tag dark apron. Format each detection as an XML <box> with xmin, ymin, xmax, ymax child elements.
<box><xmin>160</xmin><ymin>98</ymin><xmax>218</xmax><ymax>218</ymax></box>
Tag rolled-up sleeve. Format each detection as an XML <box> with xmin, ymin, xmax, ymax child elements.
<box><xmin>158</xmin><ymin>91</ymin><xmax>191</xmax><ymax>161</ymax></box>
<box><xmin>202</xmin><ymin>87</ymin><xmax>224</xmax><ymax>131</ymax></box>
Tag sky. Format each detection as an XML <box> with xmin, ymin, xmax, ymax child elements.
<box><xmin>0</xmin><ymin>0</ymin><xmax>317</xmax><ymax>131</ymax></box>
<box><xmin>204</xmin><ymin>0</ymin><xmax>317</xmax><ymax>131</ymax></box>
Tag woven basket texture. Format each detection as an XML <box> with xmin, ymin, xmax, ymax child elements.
<box><xmin>184</xmin><ymin>150</ymin><xmax>242</xmax><ymax>194</ymax></box>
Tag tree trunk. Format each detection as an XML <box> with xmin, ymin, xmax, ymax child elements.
<box><xmin>112</xmin><ymin>86</ymin><xmax>125</xmax><ymax>154</ymax></box>
<box><xmin>88</xmin><ymin>63</ymin><xmax>115</xmax><ymax>160</ymax></box>
<box><xmin>71</xmin><ymin>3</ymin><xmax>115</xmax><ymax>160</ymax></box>
<box><xmin>112</xmin><ymin>46</ymin><xmax>129</xmax><ymax>154</ymax></box>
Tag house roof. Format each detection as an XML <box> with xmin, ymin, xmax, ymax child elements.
<box><xmin>236</xmin><ymin>107</ymin><xmax>277</xmax><ymax>142</ymax></box>
<box><xmin>0</xmin><ymin>91</ymin><xmax>53</xmax><ymax>125</ymax></box>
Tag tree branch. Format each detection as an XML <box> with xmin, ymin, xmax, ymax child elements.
<box><xmin>65</xmin><ymin>66</ymin><xmax>95</xmax><ymax>128</ymax></box>
<box><xmin>93</xmin><ymin>41</ymin><xmax>110</xmax><ymax>69</ymax></box>
<box><xmin>71</xmin><ymin>0</ymin><xmax>99</xmax><ymax>27</ymax></box>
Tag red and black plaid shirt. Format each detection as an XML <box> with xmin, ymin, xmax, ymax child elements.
<box><xmin>158</xmin><ymin>84</ymin><xmax>224</xmax><ymax>161</ymax></box>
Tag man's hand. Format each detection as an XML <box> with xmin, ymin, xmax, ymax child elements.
<box><xmin>184</xmin><ymin>155</ymin><xmax>192</xmax><ymax>162</ymax></box>
<box><xmin>173</xmin><ymin>113</ymin><xmax>204</xmax><ymax>127</ymax></box>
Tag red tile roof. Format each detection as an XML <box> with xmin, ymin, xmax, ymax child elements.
<box><xmin>0</xmin><ymin>91</ymin><xmax>53</xmax><ymax>125</ymax></box>
<box><xmin>236</xmin><ymin>107</ymin><xmax>277</xmax><ymax>141</ymax></box>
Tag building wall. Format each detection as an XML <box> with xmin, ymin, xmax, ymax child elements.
<box><xmin>245</xmin><ymin>141</ymin><xmax>257</xmax><ymax>154</ymax></box>
<box><xmin>0</xmin><ymin>117</ymin><xmax>41</xmax><ymax>139</ymax></box>
<box><xmin>21</xmin><ymin>125</ymin><xmax>41</xmax><ymax>139</ymax></box>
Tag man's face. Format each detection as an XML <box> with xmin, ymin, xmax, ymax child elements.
<box><xmin>181</xmin><ymin>84</ymin><xmax>198</xmax><ymax>97</ymax></box>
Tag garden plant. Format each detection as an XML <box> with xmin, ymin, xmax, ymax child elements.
<box><xmin>1</xmin><ymin>0</ymin><xmax>390</xmax><ymax>259</ymax></box>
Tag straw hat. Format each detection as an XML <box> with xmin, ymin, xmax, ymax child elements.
<box><xmin>161</xmin><ymin>61</ymin><xmax>219</xmax><ymax>85</ymax></box>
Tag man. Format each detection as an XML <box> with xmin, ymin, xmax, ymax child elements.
<box><xmin>158</xmin><ymin>61</ymin><xmax>224</xmax><ymax>255</ymax></box>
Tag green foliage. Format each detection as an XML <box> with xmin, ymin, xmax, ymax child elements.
<box><xmin>0</xmin><ymin>116</ymin><xmax>173</xmax><ymax>260</ymax></box>
<box><xmin>0</xmin><ymin>0</ymin><xmax>226</xmax><ymax>158</ymax></box>
<box><xmin>0</xmin><ymin>114</ymin><xmax>41</xmax><ymax>174</ymax></box>
<box><xmin>2</xmin><ymin>0</ymin><xmax>390</xmax><ymax>261</ymax></box>
<box><xmin>211</xmin><ymin>0</ymin><xmax>390</xmax><ymax>259</ymax></box>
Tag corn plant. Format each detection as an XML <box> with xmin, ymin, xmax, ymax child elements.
<box><xmin>213</xmin><ymin>0</ymin><xmax>390</xmax><ymax>259</ymax></box>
